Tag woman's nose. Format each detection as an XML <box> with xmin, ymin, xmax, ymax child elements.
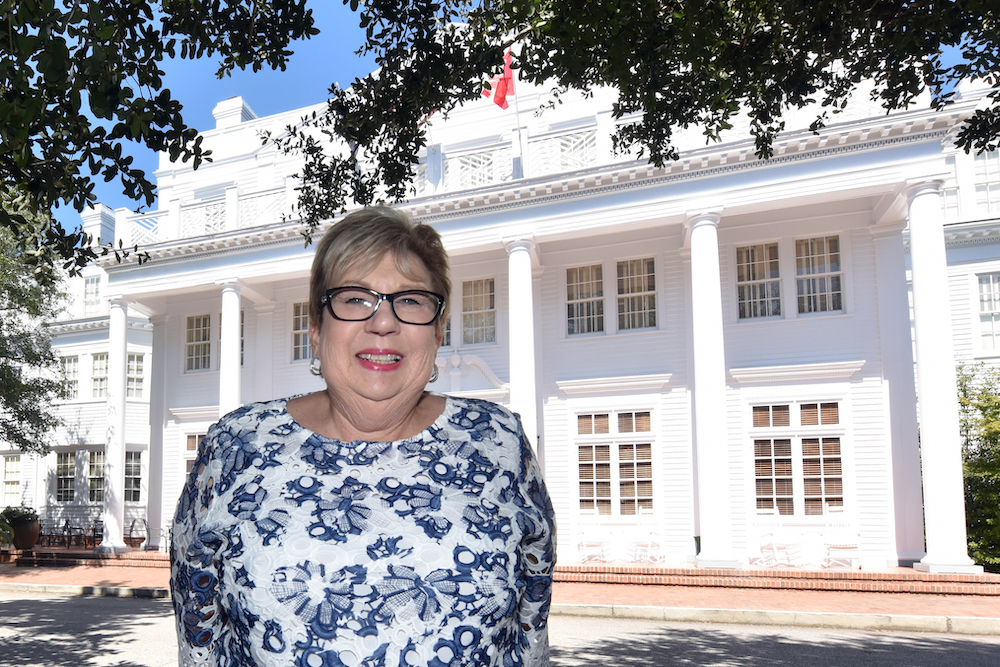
<box><xmin>364</xmin><ymin>298</ymin><xmax>401</xmax><ymax>334</ymax></box>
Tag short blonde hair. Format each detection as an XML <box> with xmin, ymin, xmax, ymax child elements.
<box><xmin>309</xmin><ymin>207</ymin><xmax>451</xmax><ymax>331</ymax></box>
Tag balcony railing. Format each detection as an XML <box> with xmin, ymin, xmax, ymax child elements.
<box><xmin>120</xmin><ymin>187</ymin><xmax>289</xmax><ymax>246</ymax></box>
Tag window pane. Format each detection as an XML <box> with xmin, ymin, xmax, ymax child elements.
<box><xmin>801</xmin><ymin>404</ymin><xmax>818</xmax><ymax>426</ymax></box>
<box><xmin>772</xmin><ymin>405</ymin><xmax>790</xmax><ymax>427</ymax></box>
<box><xmin>820</xmin><ymin>403</ymin><xmax>839</xmax><ymax>425</ymax></box>
<box><xmin>736</xmin><ymin>243</ymin><xmax>781</xmax><ymax>319</ymax></box>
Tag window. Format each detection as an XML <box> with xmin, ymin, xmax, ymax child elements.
<box><xmin>975</xmin><ymin>150</ymin><xmax>1000</xmax><ymax>215</ymax></box>
<box><xmin>617</xmin><ymin>258</ymin><xmax>656</xmax><ymax>330</ymax></box>
<box><xmin>89</xmin><ymin>450</ymin><xmax>106</xmax><ymax>502</ymax></box>
<box><xmin>567</xmin><ymin>264</ymin><xmax>604</xmax><ymax>335</ymax></box>
<box><xmin>84</xmin><ymin>276</ymin><xmax>102</xmax><ymax>316</ymax></box>
<box><xmin>60</xmin><ymin>356</ymin><xmax>79</xmax><ymax>400</ymax></box>
<box><xmin>462</xmin><ymin>278</ymin><xmax>496</xmax><ymax>344</ymax></box>
<box><xmin>186</xmin><ymin>315</ymin><xmax>212</xmax><ymax>371</ymax></box>
<box><xmin>979</xmin><ymin>273</ymin><xmax>1000</xmax><ymax>351</ymax></box>
<box><xmin>185</xmin><ymin>433</ymin><xmax>207</xmax><ymax>475</ymax></box>
<box><xmin>127</xmin><ymin>353</ymin><xmax>144</xmax><ymax>398</ymax></box>
<box><xmin>57</xmin><ymin>452</ymin><xmax>74</xmax><ymax>502</ymax></box>
<box><xmin>125</xmin><ymin>451</ymin><xmax>141</xmax><ymax>503</ymax></box>
<box><xmin>736</xmin><ymin>243</ymin><xmax>781</xmax><ymax>319</ymax></box>
<box><xmin>943</xmin><ymin>155</ymin><xmax>960</xmax><ymax>220</ymax></box>
<box><xmin>443</xmin><ymin>318</ymin><xmax>452</xmax><ymax>347</ymax></box>
<box><xmin>752</xmin><ymin>402</ymin><xmax>844</xmax><ymax>516</ymax></box>
<box><xmin>795</xmin><ymin>236</ymin><xmax>842</xmax><ymax>314</ymax></box>
<box><xmin>92</xmin><ymin>353</ymin><xmax>108</xmax><ymax>398</ymax></box>
<box><xmin>802</xmin><ymin>437</ymin><xmax>843</xmax><ymax>515</ymax></box>
<box><xmin>578</xmin><ymin>410</ymin><xmax>653</xmax><ymax>515</ymax></box>
<box><xmin>292</xmin><ymin>302</ymin><xmax>311</xmax><ymax>361</ymax></box>
<box><xmin>3</xmin><ymin>455</ymin><xmax>20</xmax><ymax>506</ymax></box>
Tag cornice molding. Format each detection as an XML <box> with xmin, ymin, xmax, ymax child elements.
<box><xmin>46</xmin><ymin>317</ymin><xmax>153</xmax><ymax>335</ymax></box>
<box><xmin>104</xmin><ymin>104</ymin><xmax>969</xmax><ymax>270</ymax></box>
<box><xmin>557</xmin><ymin>373</ymin><xmax>673</xmax><ymax>395</ymax></box>
<box><xmin>729</xmin><ymin>360</ymin><xmax>866</xmax><ymax>384</ymax></box>
<box><xmin>169</xmin><ymin>406</ymin><xmax>220</xmax><ymax>422</ymax></box>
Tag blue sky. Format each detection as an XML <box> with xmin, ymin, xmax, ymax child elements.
<box><xmin>54</xmin><ymin>2</ymin><xmax>376</xmax><ymax>228</ymax></box>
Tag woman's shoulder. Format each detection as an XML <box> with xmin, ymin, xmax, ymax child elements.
<box><xmin>208</xmin><ymin>398</ymin><xmax>294</xmax><ymax>439</ymax></box>
<box><xmin>443</xmin><ymin>395</ymin><xmax>523</xmax><ymax>432</ymax></box>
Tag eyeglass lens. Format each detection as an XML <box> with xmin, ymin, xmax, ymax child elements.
<box><xmin>327</xmin><ymin>288</ymin><xmax>441</xmax><ymax>324</ymax></box>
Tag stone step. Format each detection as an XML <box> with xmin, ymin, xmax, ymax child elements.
<box><xmin>554</xmin><ymin>564</ymin><xmax>1000</xmax><ymax>596</ymax></box>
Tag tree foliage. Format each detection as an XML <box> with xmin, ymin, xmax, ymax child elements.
<box><xmin>280</xmin><ymin>0</ymin><xmax>1000</xmax><ymax>231</ymax></box>
<box><xmin>0</xmin><ymin>193</ymin><xmax>67</xmax><ymax>456</ymax></box>
<box><xmin>0</xmin><ymin>0</ymin><xmax>319</xmax><ymax>275</ymax></box>
<box><xmin>2</xmin><ymin>1</ymin><xmax>999</xmax><ymax>265</ymax></box>
<box><xmin>957</xmin><ymin>363</ymin><xmax>1000</xmax><ymax>571</ymax></box>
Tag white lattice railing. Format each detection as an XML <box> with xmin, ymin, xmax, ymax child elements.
<box><xmin>529</xmin><ymin>129</ymin><xmax>597</xmax><ymax>176</ymax></box>
<box><xmin>442</xmin><ymin>145</ymin><xmax>513</xmax><ymax>191</ymax></box>
<box><xmin>126</xmin><ymin>211</ymin><xmax>165</xmax><ymax>246</ymax></box>
<box><xmin>239</xmin><ymin>189</ymin><xmax>285</xmax><ymax>229</ymax></box>
<box><xmin>180</xmin><ymin>200</ymin><xmax>226</xmax><ymax>237</ymax></box>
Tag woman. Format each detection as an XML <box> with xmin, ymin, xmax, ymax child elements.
<box><xmin>171</xmin><ymin>207</ymin><xmax>555</xmax><ymax>667</ymax></box>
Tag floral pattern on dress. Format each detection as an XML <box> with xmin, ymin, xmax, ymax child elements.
<box><xmin>171</xmin><ymin>396</ymin><xmax>555</xmax><ymax>667</ymax></box>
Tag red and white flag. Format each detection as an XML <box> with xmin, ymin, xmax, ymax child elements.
<box><xmin>483</xmin><ymin>49</ymin><xmax>515</xmax><ymax>110</ymax></box>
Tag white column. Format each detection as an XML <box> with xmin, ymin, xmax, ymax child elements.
<box><xmin>98</xmin><ymin>299</ymin><xmax>129</xmax><ymax>553</ymax></box>
<box><xmin>254</xmin><ymin>303</ymin><xmax>275</xmax><ymax>403</ymax></box>
<box><xmin>688</xmin><ymin>212</ymin><xmax>740</xmax><ymax>568</ymax></box>
<box><xmin>907</xmin><ymin>182</ymin><xmax>982</xmax><ymax>573</ymax></box>
<box><xmin>145</xmin><ymin>315</ymin><xmax>167</xmax><ymax>550</ymax></box>
<box><xmin>505</xmin><ymin>239</ymin><xmax>538</xmax><ymax>446</ymax></box>
<box><xmin>219</xmin><ymin>282</ymin><xmax>243</xmax><ymax>416</ymax></box>
<box><xmin>871</xmin><ymin>224</ymin><xmax>925</xmax><ymax>564</ymax></box>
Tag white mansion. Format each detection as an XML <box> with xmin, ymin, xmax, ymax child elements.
<box><xmin>5</xmin><ymin>78</ymin><xmax>1000</xmax><ymax>573</ymax></box>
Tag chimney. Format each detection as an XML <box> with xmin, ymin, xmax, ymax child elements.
<box><xmin>81</xmin><ymin>204</ymin><xmax>116</xmax><ymax>246</ymax></box>
<box><xmin>213</xmin><ymin>96</ymin><xmax>258</xmax><ymax>129</ymax></box>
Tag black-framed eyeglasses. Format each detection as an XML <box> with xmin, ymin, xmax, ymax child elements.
<box><xmin>320</xmin><ymin>287</ymin><xmax>446</xmax><ymax>325</ymax></box>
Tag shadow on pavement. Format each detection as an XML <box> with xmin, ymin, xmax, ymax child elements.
<box><xmin>0</xmin><ymin>594</ymin><xmax>175</xmax><ymax>667</ymax></box>
<box><xmin>550</xmin><ymin>623</ymin><xmax>1000</xmax><ymax>667</ymax></box>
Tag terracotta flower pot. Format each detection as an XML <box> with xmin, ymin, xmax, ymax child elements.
<box><xmin>12</xmin><ymin>520</ymin><xmax>40</xmax><ymax>550</ymax></box>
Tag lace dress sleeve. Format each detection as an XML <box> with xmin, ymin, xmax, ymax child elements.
<box><xmin>170</xmin><ymin>428</ymin><xmax>227</xmax><ymax>667</ymax></box>
<box><xmin>516</xmin><ymin>429</ymin><xmax>556</xmax><ymax>667</ymax></box>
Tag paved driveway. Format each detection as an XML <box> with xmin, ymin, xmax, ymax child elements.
<box><xmin>4</xmin><ymin>591</ymin><xmax>1000</xmax><ymax>666</ymax></box>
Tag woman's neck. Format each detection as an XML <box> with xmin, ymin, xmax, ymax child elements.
<box><xmin>289</xmin><ymin>389</ymin><xmax>445</xmax><ymax>442</ymax></box>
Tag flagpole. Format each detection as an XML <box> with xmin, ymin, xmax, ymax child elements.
<box><xmin>511</xmin><ymin>56</ymin><xmax>526</xmax><ymax>180</ymax></box>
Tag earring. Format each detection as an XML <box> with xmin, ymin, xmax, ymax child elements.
<box><xmin>309</xmin><ymin>357</ymin><xmax>322</xmax><ymax>376</ymax></box>
<box><xmin>429</xmin><ymin>365</ymin><xmax>439</xmax><ymax>383</ymax></box>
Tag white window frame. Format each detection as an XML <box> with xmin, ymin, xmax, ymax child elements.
<box><xmin>292</xmin><ymin>302</ymin><xmax>311</xmax><ymax>362</ymax></box>
<box><xmin>88</xmin><ymin>450</ymin><xmax>106</xmax><ymax>503</ymax></box>
<box><xmin>3</xmin><ymin>455</ymin><xmax>20</xmax><ymax>506</ymax></box>
<box><xmin>125</xmin><ymin>450</ymin><xmax>142</xmax><ymax>503</ymax></box>
<box><xmin>84</xmin><ymin>275</ymin><xmax>102</xmax><ymax>316</ymax></box>
<box><xmin>91</xmin><ymin>353</ymin><xmax>108</xmax><ymax>398</ymax></box>
<box><xmin>974</xmin><ymin>149</ymin><xmax>1000</xmax><ymax>216</ymax></box>
<box><xmin>795</xmin><ymin>235</ymin><xmax>843</xmax><ymax>314</ymax></box>
<box><xmin>566</xmin><ymin>264</ymin><xmax>605</xmax><ymax>336</ymax></box>
<box><xmin>576</xmin><ymin>409</ymin><xmax>655</xmax><ymax>517</ymax></box>
<box><xmin>978</xmin><ymin>272</ymin><xmax>1000</xmax><ymax>354</ymax></box>
<box><xmin>736</xmin><ymin>243</ymin><xmax>782</xmax><ymax>319</ymax></box>
<box><xmin>461</xmin><ymin>277</ymin><xmax>497</xmax><ymax>345</ymax></box>
<box><xmin>56</xmin><ymin>451</ymin><xmax>75</xmax><ymax>503</ymax></box>
<box><xmin>60</xmin><ymin>355</ymin><xmax>79</xmax><ymax>400</ymax></box>
<box><xmin>751</xmin><ymin>400</ymin><xmax>846</xmax><ymax>517</ymax></box>
<box><xmin>185</xmin><ymin>314</ymin><xmax>212</xmax><ymax>372</ymax></box>
<box><xmin>126</xmin><ymin>353</ymin><xmax>144</xmax><ymax>398</ymax></box>
<box><xmin>616</xmin><ymin>257</ymin><xmax>657</xmax><ymax>331</ymax></box>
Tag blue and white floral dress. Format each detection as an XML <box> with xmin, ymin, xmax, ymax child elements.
<box><xmin>170</xmin><ymin>395</ymin><xmax>555</xmax><ymax>667</ymax></box>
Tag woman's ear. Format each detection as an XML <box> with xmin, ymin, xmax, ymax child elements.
<box><xmin>309</xmin><ymin>320</ymin><xmax>321</xmax><ymax>353</ymax></box>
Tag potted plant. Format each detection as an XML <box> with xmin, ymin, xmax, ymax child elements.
<box><xmin>1</xmin><ymin>506</ymin><xmax>40</xmax><ymax>550</ymax></box>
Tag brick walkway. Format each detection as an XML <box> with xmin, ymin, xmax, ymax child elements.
<box><xmin>1</xmin><ymin>559</ymin><xmax>997</xmax><ymax>620</ymax></box>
